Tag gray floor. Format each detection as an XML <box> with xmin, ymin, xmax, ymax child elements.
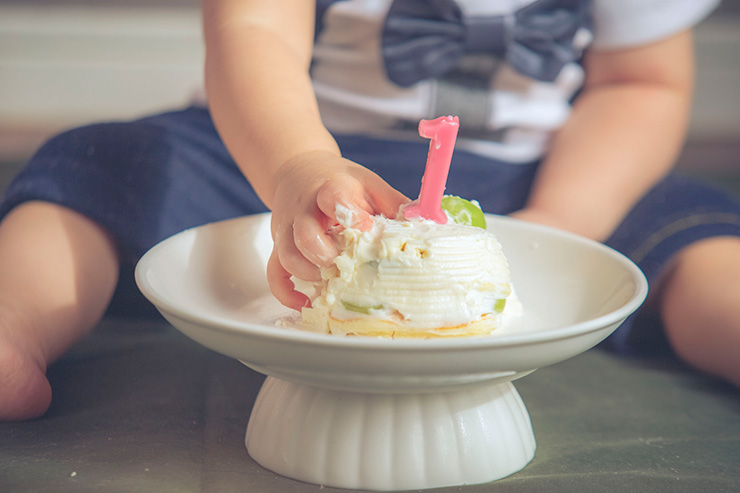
<box><xmin>1</xmin><ymin>318</ymin><xmax>738</xmax><ymax>492</ymax></box>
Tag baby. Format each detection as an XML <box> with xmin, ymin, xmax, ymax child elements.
<box><xmin>1</xmin><ymin>0</ymin><xmax>738</xmax><ymax>421</ymax></box>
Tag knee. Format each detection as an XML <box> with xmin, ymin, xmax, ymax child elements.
<box><xmin>659</xmin><ymin>237</ymin><xmax>740</xmax><ymax>386</ymax></box>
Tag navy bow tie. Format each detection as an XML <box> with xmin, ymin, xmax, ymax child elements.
<box><xmin>381</xmin><ymin>0</ymin><xmax>592</xmax><ymax>87</ymax></box>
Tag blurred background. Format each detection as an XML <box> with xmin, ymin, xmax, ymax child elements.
<box><xmin>1</xmin><ymin>0</ymin><xmax>738</xmax><ymax>192</ymax></box>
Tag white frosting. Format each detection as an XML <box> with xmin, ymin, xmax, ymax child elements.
<box><xmin>302</xmin><ymin>213</ymin><xmax>514</xmax><ymax>335</ymax></box>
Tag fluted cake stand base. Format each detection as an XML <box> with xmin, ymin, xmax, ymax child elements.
<box><xmin>246</xmin><ymin>377</ymin><xmax>535</xmax><ymax>491</ymax></box>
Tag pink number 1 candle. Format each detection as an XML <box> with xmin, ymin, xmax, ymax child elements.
<box><xmin>403</xmin><ymin>115</ymin><xmax>460</xmax><ymax>224</ymax></box>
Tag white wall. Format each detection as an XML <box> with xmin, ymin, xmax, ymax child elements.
<box><xmin>0</xmin><ymin>4</ymin><xmax>203</xmax><ymax>160</ymax></box>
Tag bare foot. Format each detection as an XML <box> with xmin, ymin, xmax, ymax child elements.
<box><xmin>0</xmin><ymin>334</ymin><xmax>51</xmax><ymax>420</ymax></box>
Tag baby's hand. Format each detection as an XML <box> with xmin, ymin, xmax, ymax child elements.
<box><xmin>267</xmin><ymin>150</ymin><xmax>408</xmax><ymax>310</ymax></box>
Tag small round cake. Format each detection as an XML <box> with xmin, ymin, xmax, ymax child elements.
<box><xmin>301</xmin><ymin>210</ymin><xmax>516</xmax><ymax>338</ymax></box>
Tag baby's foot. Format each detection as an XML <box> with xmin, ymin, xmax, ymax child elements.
<box><xmin>0</xmin><ymin>326</ymin><xmax>52</xmax><ymax>420</ymax></box>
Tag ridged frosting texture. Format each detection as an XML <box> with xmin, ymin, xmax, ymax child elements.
<box><xmin>302</xmin><ymin>214</ymin><xmax>513</xmax><ymax>334</ymax></box>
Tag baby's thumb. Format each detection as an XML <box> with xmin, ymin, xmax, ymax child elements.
<box><xmin>316</xmin><ymin>177</ymin><xmax>373</xmax><ymax>229</ymax></box>
<box><xmin>367</xmin><ymin>175</ymin><xmax>410</xmax><ymax>219</ymax></box>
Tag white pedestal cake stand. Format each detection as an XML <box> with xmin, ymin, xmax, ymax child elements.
<box><xmin>136</xmin><ymin>213</ymin><xmax>647</xmax><ymax>491</ymax></box>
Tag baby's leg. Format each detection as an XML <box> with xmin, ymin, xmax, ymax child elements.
<box><xmin>659</xmin><ymin>236</ymin><xmax>740</xmax><ymax>387</ymax></box>
<box><xmin>0</xmin><ymin>201</ymin><xmax>119</xmax><ymax>420</ymax></box>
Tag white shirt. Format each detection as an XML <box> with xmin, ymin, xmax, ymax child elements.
<box><xmin>311</xmin><ymin>0</ymin><xmax>719</xmax><ymax>162</ymax></box>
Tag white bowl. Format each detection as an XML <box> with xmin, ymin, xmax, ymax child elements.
<box><xmin>136</xmin><ymin>213</ymin><xmax>647</xmax><ymax>490</ymax></box>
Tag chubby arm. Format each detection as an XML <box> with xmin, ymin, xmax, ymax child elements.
<box><xmin>513</xmin><ymin>30</ymin><xmax>695</xmax><ymax>242</ymax></box>
<box><xmin>202</xmin><ymin>0</ymin><xmax>336</xmax><ymax>203</ymax></box>
<box><xmin>202</xmin><ymin>0</ymin><xmax>406</xmax><ymax>309</ymax></box>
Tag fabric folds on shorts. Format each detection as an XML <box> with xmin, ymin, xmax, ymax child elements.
<box><xmin>0</xmin><ymin>107</ymin><xmax>268</xmax><ymax>266</ymax></box>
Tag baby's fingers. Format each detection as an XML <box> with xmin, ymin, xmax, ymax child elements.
<box><xmin>274</xmin><ymin>223</ymin><xmax>322</xmax><ymax>282</ymax></box>
<box><xmin>367</xmin><ymin>180</ymin><xmax>409</xmax><ymax>219</ymax></box>
<box><xmin>266</xmin><ymin>250</ymin><xmax>310</xmax><ymax>311</ymax></box>
<box><xmin>315</xmin><ymin>171</ymin><xmax>408</xmax><ymax>227</ymax></box>
<box><xmin>315</xmin><ymin>176</ymin><xmax>374</xmax><ymax>229</ymax></box>
<box><xmin>293</xmin><ymin>213</ymin><xmax>339</xmax><ymax>268</ymax></box>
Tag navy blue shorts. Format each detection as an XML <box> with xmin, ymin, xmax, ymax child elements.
<box><xmin>2</xmin><ymin>106</ymin><xmax>740</xmax><ymax>353</ymax></box>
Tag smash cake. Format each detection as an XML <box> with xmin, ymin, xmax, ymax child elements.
<box><xmin>299</xmin><ymin>116</ymin><xmax>520</xmax><ymax>338</ymax></box>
